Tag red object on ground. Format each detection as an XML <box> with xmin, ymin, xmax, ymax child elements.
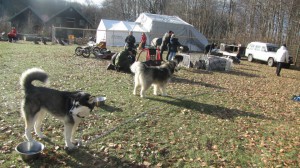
<box><xmin>145</xmin><ymin>48</ymin><xmax>161</xmax><ymax>61</ymax></box>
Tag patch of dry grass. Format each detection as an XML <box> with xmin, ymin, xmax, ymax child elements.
<box><xmin>0</xmin><ymin>41</ymin><xmax>299</xmax><ymax>167</ymax></box>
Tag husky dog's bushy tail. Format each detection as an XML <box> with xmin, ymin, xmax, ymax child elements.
<box><xmin>130</xmin><ymin>61</ymin><xmax>147</xmax><ymax>74</ymax></box>
<box><xmin>20</xmin><ymin>68</ymin><xmax>48</xmax><ymax>92</ymax></box>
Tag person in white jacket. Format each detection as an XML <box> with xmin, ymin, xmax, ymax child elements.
<box><xmin>276</xmin><ymin>44</ymin><xmax>289</xmax><ymax>76</ymax></box>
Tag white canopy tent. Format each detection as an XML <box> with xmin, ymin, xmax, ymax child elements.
<box><xmin>135</xmin><ymin>13</ymin><xmax>208</xmax><ymax>51</ymax></box>
<box><xmin>96</xmin><ymin>13</ymin><xmax>208</xmax><ymax>51</ymax></box>
<box><xmin>96</xmin><ymin>19</ymin><xmax>145</xmax><ymax>46</ymax></box>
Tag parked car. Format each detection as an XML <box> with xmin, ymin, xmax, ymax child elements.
<box><xmin>245</xmin><ymin>42</ymin><xmax>293</xmax><ymax>67</ymax></box>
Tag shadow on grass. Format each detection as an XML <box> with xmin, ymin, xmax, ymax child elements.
<box><xmin>172</xmin><ymin>76</ymin><xmax>226</xmax><ymax>90</ymax></box>
<box><xmin>24</xmin><ymin>147</ymin><xmax>143</xmax><ymax>168</ymax></box>
<box><xmin>68</xmin><ymin>147</ymin><xmax>143</xmax><ymax>167</ymax></box>
<box><xmin>237</xmin><ymin>67</ymin><xmax>261</xmax><ymax>72</ymax></box>
<box><xmin>97</xmin><ymin>104</ymin><xmax>123</xmax><ymax>113</ymax></box>
<box><xmin>181</xmin><ymin>67</ymin><xmax>261</xmax><ymax>78</ymax></box>
<box><xmin>220</xmin><ymin>69</ymin><xmax>263</xmax><ymax>78</ymax></box>
<box><xmin>148</xmin><ymin>96</ymin><xmax>273</xmax><ymax>120</ymax></box>
<box><xmin>184</xmin><ymin>68</ymin><xmax>214</xmax><ymax>75</ymax></box>
<box><xmin>287</xmin><ymin>65</ymin><xmax>300</xmax><ymax>71</ymax></box>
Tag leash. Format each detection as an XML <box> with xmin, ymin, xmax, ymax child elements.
<box><xmin>83</xmin><ymin>105</ymin><xmax>165</xmax><ymax>147</ymax></box>
<box><xmin>80</xmin><ymin>92</ymin><xmax>210</xmax><ymax>147</ymax></box>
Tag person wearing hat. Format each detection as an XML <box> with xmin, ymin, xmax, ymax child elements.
<box><xmin>160</xmin><ymin>30</ymin><xmax>173</xmax><ymax>61</ymax></box>
<box><xmin>275</xmin><ymin>44</ymin><xmax>289</xmax><ymax>76</ymax></box>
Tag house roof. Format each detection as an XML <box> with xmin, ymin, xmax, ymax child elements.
<box><xmin>8</xmin><ymin>6</ymin><xmax>44</xmax><ymax>22</ymax></box>
<box><xmin>8</xmin><ymin>6</ymin><xmax>93</xmax><ymax>26</ymax></box>
<box><xmin>44</xmin><ymin>6</ymin><xmax>93</xmax><ymax>26</ymax></box>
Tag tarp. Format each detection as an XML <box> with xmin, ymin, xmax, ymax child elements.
<box><xmin>96</xmin><ymin>13</ymin><xmax>208</xmax><ymax>51</ymax></box>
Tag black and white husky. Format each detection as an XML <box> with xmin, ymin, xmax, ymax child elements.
<box><xmin>20</xmin><ymin>68</ymin><xmax>95</xmax><ymax>149</ymax></box>
<box><xmin>130</xmin><ymin>56</ymin><xmax>183</xmax><ymax>98</ymax></box>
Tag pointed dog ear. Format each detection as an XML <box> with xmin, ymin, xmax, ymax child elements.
<box><xmin>88</xmin><ymin>96</ymin><xmax>96</xmax><ymax>104</ymax></box>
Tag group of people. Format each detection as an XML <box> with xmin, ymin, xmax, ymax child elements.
<box><xmin>159</xmin><ymin>30</ymin><xmax>182</xmax><ymax>61</ymax></box>
<box><xmin>108</xmin><ymin>30</ymin><xmax>182</xmax><ymax>73</ymax></box>
<box><xmin>106</xmin><ymin>31</ymin><xmax>139</xmax><ymax>72</ymax></box>
<box><xmin>125</xmin><ymin>30</ymin><xmax>181</xmax><ymax>61</ymax></box>
<box><xmin>124</xmin><ymin>31</ymin><xmax>147</xmax><ymax>51</ymax></box>
<box><xmin>5</xmin><ymin>25</ymin><xmax>290</xmax><ymax>76</ymax></box>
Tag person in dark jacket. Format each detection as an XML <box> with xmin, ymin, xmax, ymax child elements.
<box><xmin>204</xmin><ymin>43</ymin><xmax>215</xmax><ymax>54</ymax></box>
<box><xmin>168</xmin><ymin>34</ymin><xmax>181</xmax><ymax>61</ymax></box>
<box><xmin>107</xmin><ymin>48</ymin><xmax>136</xmax><ymax>73</ymax></box>
<box><xmin>125</xmin><ymin>31</ymin><xmax>136</xmax><ymax>50</ymax></box>
<box><xmin>160</xmin><ymin>30</ymin><xmax>173</xmax><ymax>61</ymax></box>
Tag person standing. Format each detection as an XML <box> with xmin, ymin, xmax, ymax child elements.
<box><xmin>275</xmin><ymin>44</ymin><xmax>289</xmax><ymax>76</ymax></box>
<box><xmin>125</xmin><ymin>31</ymin><xmax>136</xmax><ymax>50</ymax></box>
<box><xmin>160</xmin><ymin>30</ymin><xmax>173</xmax><ymax>61</ymax></box>
<box><xmin>7</xmin><ymin>27</ymin><xmax>17</xmax><ymax>42</ymax></box>
<box><xmin>168</xmin><ymin>34</ymin><xmax>181</xmax><ymax>61</ymax></box>
<box><xmin>139</xmin><ymin>32</ymin><xmax>147</xmax><ymax>49</ymax></box>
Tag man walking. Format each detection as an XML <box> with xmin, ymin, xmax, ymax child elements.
<box><xmin>276</xmin><ymin>44</ymin><xmax>289</xmax><ymax>76</ymax></box>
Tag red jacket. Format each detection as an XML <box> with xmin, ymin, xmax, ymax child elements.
<box><xmin>8</xmin><ymin>28</ymin><xmax>17</xmax><ymax>37</ymax></box>
<box><xmin>141</xmin><ymin>34</ymin><xmax>146</xmax><ymax>43</ymax></box>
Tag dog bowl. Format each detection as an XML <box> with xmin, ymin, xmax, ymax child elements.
<box><xmin>15</xmin><ymin>141</ymin><xmax>44</xmax><ymax>162</ymax></box>
<box><xmin>95</xmin><ymin>96</ymin><xmax>106</xmax><ymax>107</ymax></box>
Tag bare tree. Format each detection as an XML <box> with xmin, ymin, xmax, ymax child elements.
<box><xmin>97</xmin><ymin>0</ymin><xmax>300</xmax><ymax>45</ymax></box>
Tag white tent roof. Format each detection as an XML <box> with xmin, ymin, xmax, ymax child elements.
<box><xmin>135</xmin><ymin>13</ymin><xmax>208</xmax><ymax>51</ymax></box>
<box><xmin>135</xmin><ymin>13</ymin><xmax>191</xmax><ymax>29</ymax></box>
<box><xmin>98</xmin><ymin>19</ymin><xmax>145</xmax><ymax>32</ymax></box>
<box><xmin>96</xmin><ymin>19</ymin><xmax>145</xmax><ymax>46</ymax></box>
<box><xmin>96</xmin><ymin>13</ymin><xmax>208</xmax><ymax>51</ymax></box>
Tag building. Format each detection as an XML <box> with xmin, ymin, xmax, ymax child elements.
<box><xmin>8</xmin><ymin>6</ymin><xmax>93</xmax><ymax>39</ymax></box>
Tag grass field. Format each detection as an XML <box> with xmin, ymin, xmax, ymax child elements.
<box><xmin>0</xmin><ymin>41</ymin><xmax>299</xmax><ymax>167</ymax></box>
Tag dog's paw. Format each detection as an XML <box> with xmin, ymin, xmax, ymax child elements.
<box><xmin>64</xmin><ymin>145</ymin><xmax>78</xmax><ymax>154</ymax></box>
<box><xmin>71</xmin><ymin>139</ymin><xmax>79</xmax><ymax>145</ymax></box>
<box><xmin>65</xmin><ymin>144</ymin><xmax>77</xmax><ymax>150</ymax></box>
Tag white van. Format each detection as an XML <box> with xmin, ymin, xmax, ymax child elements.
<box><xmin>245</xmin><ymin>42</ymin><xmax>292</xmax><ymax>67</ymax></box>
